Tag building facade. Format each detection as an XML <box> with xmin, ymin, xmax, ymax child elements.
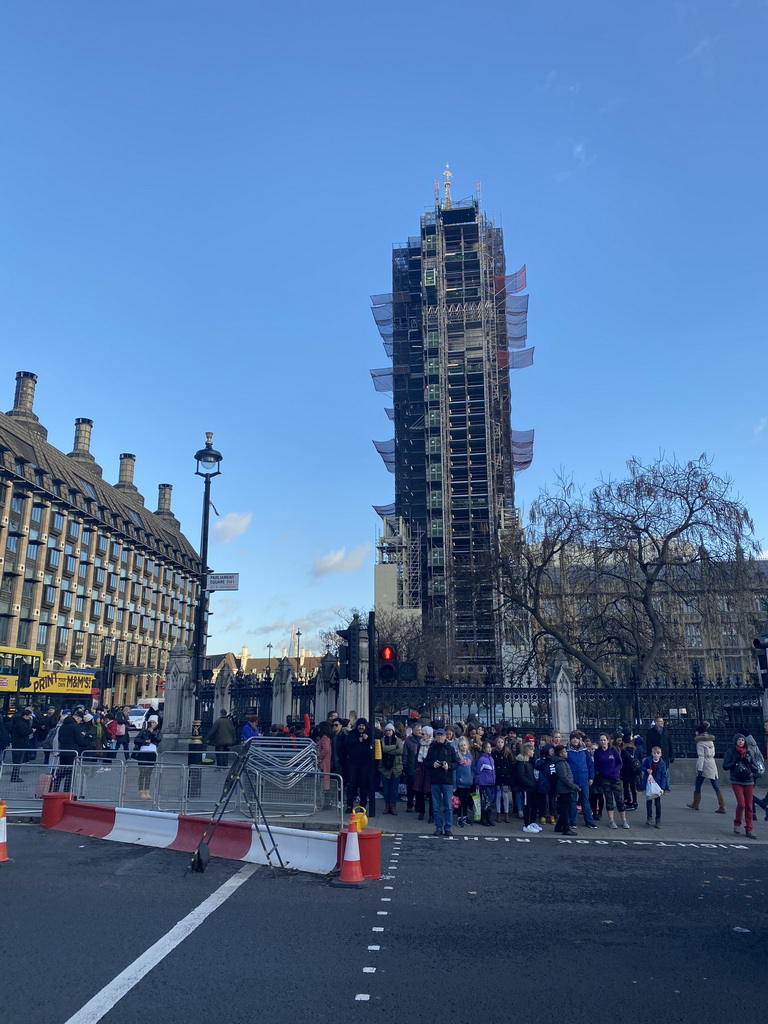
<box><xmin>372</xmin><ymin>177</ymin><xmax>531</xmax><ymax>678</ymax></box>
<box><xmin>0</xmin><ymin>370</ymin><xmax>200</xmax><ymax>707</ymax></box>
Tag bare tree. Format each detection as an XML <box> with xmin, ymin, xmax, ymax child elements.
<box><xmin>500</xmin><ymin>454</ymin><xmax>760</xmax><ymax>685</ymax></box>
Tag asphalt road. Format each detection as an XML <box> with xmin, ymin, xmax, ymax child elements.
<box><xmin>3</xmin><ymin>824</ymin><xmax>766</xmax><ymax>1024</ymax></box>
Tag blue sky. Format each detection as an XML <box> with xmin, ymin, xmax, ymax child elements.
<box><xmin>1</xmin><ymin>1</ymin><xmax>766</xmax><ymax>656</ymax></box>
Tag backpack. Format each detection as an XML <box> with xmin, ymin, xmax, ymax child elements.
<box><xmin>42</xmin><ymin>723</ymin><xmax>61</xmax><ymax>751</ymax></box>
<box><xmin>745</xmin><ymin>736</ymin><xmax>765</xmax><ymax>779</ymax></box>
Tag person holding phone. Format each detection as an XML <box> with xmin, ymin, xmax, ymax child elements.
<box><xmin>426</xmin><ymin>728</ymin><xmax>460</xmax><ymax>837</ymax></box>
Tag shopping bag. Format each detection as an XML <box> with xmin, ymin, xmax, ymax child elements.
<box><xmin>35</xmin><ymin>773</ymin><xmax>52</xmax><ymax>798</ymax></box>
<box><xmin>471</xmin><ymin>791</ymin><xmax>481</xmax><ymax>821</ymax></box>
<box><xmin>645</xmin><ymin>777</ymin><xmax>663</xmax><ymax>798</ymax></box>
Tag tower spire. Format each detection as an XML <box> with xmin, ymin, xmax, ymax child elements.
<box><xmin>443</xmin><ymin>163</ymin><xmax>453</xmax><ymax>209</ymax></box>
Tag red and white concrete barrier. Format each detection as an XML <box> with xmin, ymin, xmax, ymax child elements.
<box><xmin>40</xmin><ymin>796</ymin><xmax>337</xmax><ymax>875</ymax></box>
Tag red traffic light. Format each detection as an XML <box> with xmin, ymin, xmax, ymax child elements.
<box><xmin>380</xmin><ymin>645</ymin><xmax>396</xmax><ymax>662</ymax></box>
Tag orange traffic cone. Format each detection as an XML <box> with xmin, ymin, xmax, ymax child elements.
<box><xmin>331</xmin><ymin>812</ymin><xmax>368</xmax><ymax>887</ymax></box>
<box><xmin>0</xmin><ymin>800</ymin><xmax>9</xmax><ymax>864</ymax></box>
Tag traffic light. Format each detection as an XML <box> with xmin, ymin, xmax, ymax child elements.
<box><xmin>337</xmin><ymin>615</ymin><xmax>361</xmax><ymax>681</ymax></box>
<box><xmin>400</xmin><ymin>661</ymin><xmax>418</xmax><ymax>682</ymax></box>
<box><xmin>378</xmin><ymin>643</ymin><xmax>398</xmax><ymax>682</ymax></box>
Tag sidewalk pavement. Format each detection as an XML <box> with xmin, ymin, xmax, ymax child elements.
<box><xmin>288</xmin><ymin>781</ymin><xmax>768</xmax><ymax>843</ymax></box>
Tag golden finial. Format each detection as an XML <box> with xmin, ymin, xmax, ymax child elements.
<box><xmin>443</xmin><ymin>163</ymin><xmax>453</xmax><ymax>209</ymax></box>
<box><xmin>205</xmin><ymin>431</ymin><xmax>214</xmax><ymax>445</ymax></box>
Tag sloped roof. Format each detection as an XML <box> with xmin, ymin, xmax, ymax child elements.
<box><xmin>0</xmin><ymin>411</ymin><xmax>199</xmax><ymax>571</ymax></box>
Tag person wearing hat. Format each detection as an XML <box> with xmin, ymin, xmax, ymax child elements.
<box><xmin>53</xmin><ymin>710</ymin><xmax>89</xmax><ymax>791</ymax></box>
<box><xmin>426</xmin><ymin>727</ymin><xmax>460</xmax><ymax>836</ymax></box>
<box><xmin>403</xmin><ymin>722</ymin><xmax>422</xmax><ymax>811</ymax></box>
<box><xmin>343</xmin><ymin>717</ymin><xmax>373</xmax><ymax>813</ymax></box>
<box><xmin>380</xmin><ymin>724</ymin><xmax>403</xmax><ymax>814</ymax></box>
<box><xmin>8</xmin><ymin>707</ymin><xmax>34</xmax><ymax>781</ymax></box>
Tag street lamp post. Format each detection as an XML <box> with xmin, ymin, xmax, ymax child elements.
<box><xmin>266</xmin><ymin>643</ymin><xmax>273</xmax><ymax>681</ymax></box>
<box><xmin>295</xmin><ymin>630</ymin><xmax>302</xmax><ymax>681</ymax></box>
<box><xmin>189</xmin><ymin>432</ymin><xmax>222</xmax><ymax>761</ymax></box>
<box><xmin>101</xmin><ymin>635</ymin><xmax>117</xmax><ymax>708</ymax></box>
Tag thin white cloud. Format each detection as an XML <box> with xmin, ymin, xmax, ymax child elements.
<box><xmin>599</xmin><ymin>96</ymin><xmax>624</xmax><ymax>115</ymax></box>
<box><xmin>311</xmin><ymin>544</ymin><xmax>371</xmax><ymax>577</ymax></box>
<box><xmin>679</xmin><ymin>35</ymin><xmax>720</xmax><ymax>63</ymax></box>
<box><xmin>213</xmin><ymin>511</ymin><xmax>253</xmax><ymax>543</ymax></box>
<box><xmin>754</xmin><ymin>418</ymin><xmax>766</xmax><ymax>437</ymax></box>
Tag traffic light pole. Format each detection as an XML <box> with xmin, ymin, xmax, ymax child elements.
<box><xmin>368</xmin><ymin>610</ymin><xmax>376</xmax><ymax>820</ymax></box>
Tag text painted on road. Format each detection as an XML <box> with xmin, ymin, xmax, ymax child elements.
<box><xmin>417</xmin><ymin>835</ymin><xmax>751</xmax><ymax>850</ymax></box>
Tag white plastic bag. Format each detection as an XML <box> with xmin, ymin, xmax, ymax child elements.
<box><xmin>645</xmin><ymin>777</ymin><xmax>663</xmax><ymax>798</ymax></box>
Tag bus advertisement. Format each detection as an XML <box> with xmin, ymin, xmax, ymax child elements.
<box><xmin>0</xmin><ymin>647</ymin><xmax>98</xmax><ymax>713</ymax></box>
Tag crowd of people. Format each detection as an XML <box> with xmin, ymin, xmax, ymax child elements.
<box><xmin>0</xmin><ymin>704</ymin><xmax>162</xmax><ymax>795</ymax></box>
<box><xmin>316</xmin><ymin>711</ymin><xmax>768</xmax><ymax>840</ymax></box>
<box><xmin>4</xmin><ymin>703</ymin><xmax>766</xmax><ymax>833</ymax></box>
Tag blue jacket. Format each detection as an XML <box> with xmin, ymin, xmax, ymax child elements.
<box><xmin>474</xmin><ymin>753</ymin><xmax>496</xmax><ymax>787</ymax></box>
<box><xmin>455</xmin><ymin>751</ymin><xmax>475</xmax><ymax>787</ymax></box>
<box><xmin>534</xmin><ymin>754</ymin><xmax>557</xmax><ymax>794</ymax></box>
<box><xmin>641</xmin><ymin>755</ymin><xmax>670</xmax><ymax>792</ymax></box>
<box><xmin>566</xmin><ymin>747</ymin><xmax>594</xmax><ymax>788</ymax></box>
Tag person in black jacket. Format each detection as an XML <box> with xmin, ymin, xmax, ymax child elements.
<box><xmin>491</xmin><ymin>736</ymin><xmax>514</xmax><ymax>822</ymax></box>
<box><xmin>646</xmin><ymin>717</ymin><xmax>674</xmax><ymax>764</ymax></box>
<box><xmin>516</xmin><ymin>742</ymin><xmax>538</xmax><ymax>830</ymax></box>
<box><xmin>53</xmin><ymin>711</ymin><xmax>90</xmax><ymax>791</ymax></box>
<box><xmin>402</xmin><ymin>724</ymin><xmax>422</xmax><ymax>811</ymax></box>
<box><xmin>9</xmin><ymin>708</ymin><xmax>34</xmax><ymax>781</ymax></box>
<box><xmin>426</xmin><ymin>729</ymin><xmax>460</xmax><ymax>836</ymax></box>
<box><xmin>113</xmin><ymin>707</ymin><xmax>132</xmax><ymax>760</ymax></box>
<box><xmin>723</xmin><ymin>734</ymin><xmax>760</xmax><ymax>838</ymax></box>
<box><xmin>343</xmin><ymin>718</ymin><xmax>373</xmax><ymax>813</ymax></box>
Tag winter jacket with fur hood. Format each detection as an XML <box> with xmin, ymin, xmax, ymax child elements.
<box><xmin>694</xmin><ymin>733</ymin><xmax>718</xmax><ymax>780</ymax></box>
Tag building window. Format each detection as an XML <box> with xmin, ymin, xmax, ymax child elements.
<box><xmin>721</xmin><ymin>625</ymin><xmax>739</xmax><ymax>648</ymax></box>
<box><xmin>685</xmin><ymin>623</ymin><xmax>703</xmax><ymax>648</ymax></box>
<box><xmin>37</xmin><ymin>623</ymin><xmax>49</xmax><ymax>648</ymax></box>
<box><xmin>725</xmin><ymin>657</ymin><xmax>743</xmax><ymax>681</ymax></box>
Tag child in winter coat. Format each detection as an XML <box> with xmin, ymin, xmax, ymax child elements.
<box><xmin>516</xmin><ymin>742</ymin><xmax>538</xmax><ymax>830</ymax></box>
<box><xmin>641</xmin><ymin>746</ymin><xmax>670</xmax><ymax>827</ymax></box>
<box><xmin>534</xmin><ymin>744</ymin><xmax>557</xmax><ymax>824</ymax></box>
<box><xmin>474</xmin><ymin>740</ymin><xmax>496</xmax><ymax>827</ymax></box>
<box><xmin>454</xmin><ymin>736</ymin><xmax>475</xmax><ymax>827</ymax></box>
<box><xmin>491</xmin><ymin>736</ymin><xmax>514</xmax><ymax>822</ymax></box>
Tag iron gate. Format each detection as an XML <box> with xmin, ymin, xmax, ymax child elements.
<box><xmin>374</xmin><ymin>683</ymin><xmax>552</xmax><ymax>730</ymax></box>
<box><xmin>575</xmin><ymin>675</ymin><xmax>765</xmax><ymax>757</ymax></box>
<box><xmin>229</xmin><ymin>678</ymin><xmax>273</xmax><ymax>730</ymax></box>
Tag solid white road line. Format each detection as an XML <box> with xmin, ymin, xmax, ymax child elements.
<box><xmin>63</xmin><ymin>864</ymin><xmax>258</xmax><ymax>1024</ymax></box>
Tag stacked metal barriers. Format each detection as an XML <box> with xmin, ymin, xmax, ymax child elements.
<box><xmin>0</xmin><ymin>746</ymin><xmax>344</xmax><ymax>828</ymax></box>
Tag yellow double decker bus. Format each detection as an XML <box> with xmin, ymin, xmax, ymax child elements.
<box><xmin>0</xmin><ymin>646</ymin><xmax>97</xmax><ymax>715</ymax></box>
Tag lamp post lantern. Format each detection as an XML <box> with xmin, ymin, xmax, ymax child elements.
<box><xmin>189</xmin><ymin>432</ymin><xmax>222</xmax><ymax>759</ymax></box>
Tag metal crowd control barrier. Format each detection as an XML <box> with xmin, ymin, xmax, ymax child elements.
<box><xmin>245</xmin><ymin>737</ymin><xmax>319</xmax><ymax>778</ymax></box>
<box><xmin>0</xmin><ymin>748</ymin><xmax>81</xmax><ymax>813</ymax></box>
<box><xmin>248</xmin><ymin>767</ymin><xmax>343</xmax><ymax>826</ymax></box>
<box><xmin>0</xmin><ymin>746</ymin><xmax>344</xmax><ymax>829</ymax></box>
